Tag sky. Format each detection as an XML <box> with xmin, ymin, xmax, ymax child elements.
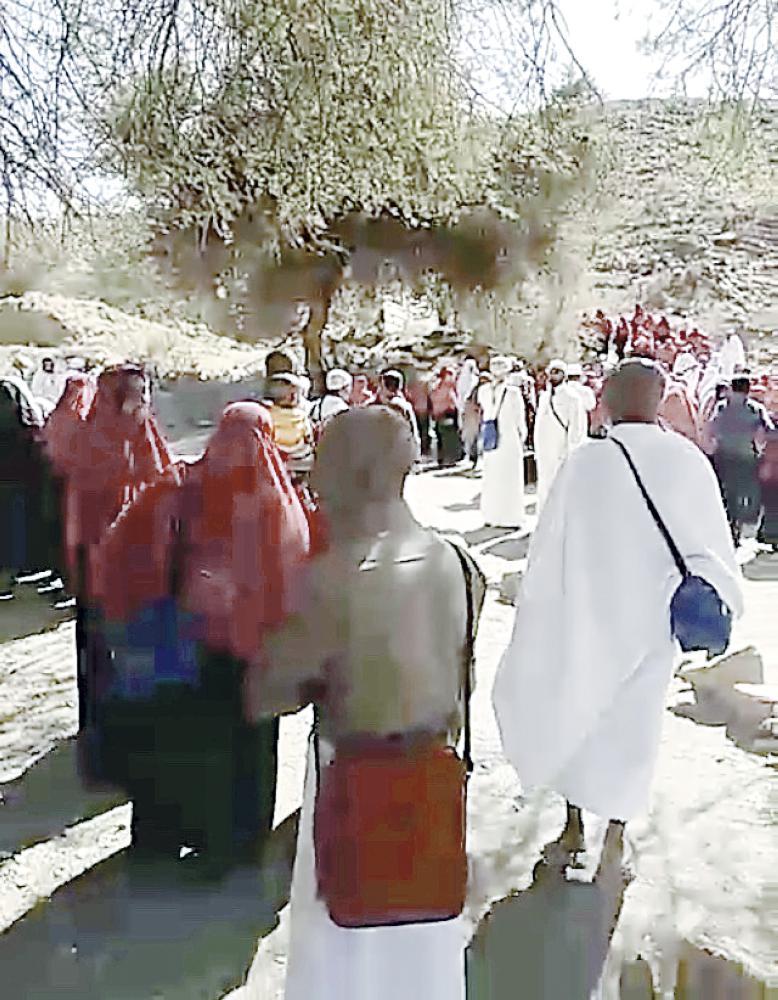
<box><xmin>555</xmin><ymin>0</ymin><xmax>670</xmax><ymax>100</ymax></box>
<box><xmin>466</xmin><ymin>0</ymin><xmax>713</xmax><ymax>108</ymax></box>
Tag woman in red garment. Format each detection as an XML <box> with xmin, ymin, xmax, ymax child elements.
<box><xmin>43</xmin><ymin>374</ymin><xmax>95</xmax><ymax>471</ymax></box>
<box><xmin>43</xmin><ymin>374</ymin><xmax>96</xmax><ymax>582</ymax></box>
<box><xmin>67</xmin><ymin>365</ymin><xmax>175</xmax><ymax>744</ymax></box>
<box><xmin>95</xmin><ymin>402</ymin><xmax>310</xmax><ymax>866</ymax></box>
<box><xmin>429</xmin><ymin>365</ymin><xmax>463</xmax><ymax>467</ymax></box>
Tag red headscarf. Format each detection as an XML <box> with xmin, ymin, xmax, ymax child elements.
<box><xmin>429</xmin><ymin>366</ymin><xmax>459</xmax><ymax>420</ymax></box>
<box><xmin>65</xmin><ymin>365</ymin><xmax>174</xmax><ymax>589</ymax></box>
<box><xmin>43</xmin><ymin>374</ymin><xmax>95</xmax><ymax>475</ymax></box>
<box><xmin>180</xmin><ymin>402</ymin><xmax>310</xmax><ymax>662</ymax></box>
<box><xmin>95</xmin><ymin>402</ymin><xmax>310</xmax><ymax>663</ymax></box>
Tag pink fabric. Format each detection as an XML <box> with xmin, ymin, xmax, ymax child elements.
<box><xmin>64</xmin><ymin>366</ymin><xmax>174</xmax><ymax>593</ymax></box>
<box><xmin>180</xmin><ymin>402</ymin><xmax>310</xmax><ymax>662</ymax></box>
<box><xmin>429</xmin><ymin>368</ymin><xmax>458</xmax><ymax>420</ymax></box>
<box><xmin>43</xmin><ymin>374</ymin><xmax>95</xmax><ymax>475</ymax></box>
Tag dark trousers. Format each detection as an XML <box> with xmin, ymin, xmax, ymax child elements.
<box><xmin>416</xmin><ymin>413</ymin><xmax>431</xmax><ymax>457</ymax></box>
<box><xmin>434</xmin><ymin>413</ymin><xmax>464</xmax><ymax>467</ymax></box>
<box><xmin>714</xmin><ymin>453</ymin><xmax>761</xmax><ymax>536</ymax></box>
<box><xmin>104</xmin><ymin>650</ymin><xmax>279</xmax><ymax>866</ymax></box>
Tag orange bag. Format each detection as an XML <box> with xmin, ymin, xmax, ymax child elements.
<box><xmin>313</xmin><ymin>543</ymin><xmax>475</xmax><ymax>928</ymax></box>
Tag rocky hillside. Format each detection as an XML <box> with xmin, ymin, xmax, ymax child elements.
<box><xmin>578</xmin><ymin>101</ymin><xmax>778</xmax><ymax>345</ymax></box>
<box><xmin>0</xmin><ymin>292</ymin><xmax>274</xmax><ymax>380</ymax></box>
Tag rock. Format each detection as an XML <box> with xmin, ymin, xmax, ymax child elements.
<box><xmin>677</xmin><ymin>646</ymin><xmax>764</xmax><ymax>725</ymax></box>
<box><xmin>726</xmin><ymin>684</ymin><xmax>778</xmax><ymax>750</ymax></box>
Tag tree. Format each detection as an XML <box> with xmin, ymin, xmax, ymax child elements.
<box><xmin>644</xmin><ymin>0</ymin><xmax>776</xmax><ymax>104</ymax></box>
<box><xmin>93</xmin><ymin>0</ymin><xmax>603</xmax><ymax>379</ymax></box>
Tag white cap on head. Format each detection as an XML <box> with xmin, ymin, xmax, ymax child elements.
<box><xmin>489</xmin><ymin>356</ymin><xmax>513</xmax><ymax>377</ymax></box>
<box><xmin>548</xmin><ymin>359</ymin><xmax>568</xmax><ymax>374</ymax></box>
<box><xmin>326</xmin><ymin>368</ymin><xmax>353</xmax><ymax>392</ymax></box>
<box><xmin>567</xmin><ymin>362</ymin><xmax>583</xmax><ymax>377</ymax></box>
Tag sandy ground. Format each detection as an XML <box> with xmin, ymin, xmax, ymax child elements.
<box><xmin>0</xmin><ymin>467</ymin><xmax>776</xmax><ymax>998</ymax></box>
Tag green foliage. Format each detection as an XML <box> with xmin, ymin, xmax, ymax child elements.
<box><xmin>110</xmin><ymin>0</ymin><xmax>485</xmax><ymax>238</ymax></box>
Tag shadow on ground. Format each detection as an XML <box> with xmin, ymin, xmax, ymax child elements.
<box><xmin>464</xmin><ymin>527</ymin><xmax>516</xmax><ymax>547</ymax></box>
<box><xmin>0</xmin><ymin>811</ymin><xmax>299</xmax><ymax>1000</ymax></box>
<box><xmin>0</xmin><ymin>584</ymin><xmax>73</xmax><ymax>645</ymax></box>
<box><xmin>742</xmin><ymin>553</ymin><xmax>778</xmax><ymax>582</ymax></box>
<box><xmin>445</xmin><ymin>498</ymin><xmax>481</xmax><ymax>513</ymax></box>
<box><xmin>0</xmin><ymin>741</ymin><xmax>126</xmax><ymax>856</ymax></box>
<box><xmin>619</xmin><ymin>944</ymin><xmax>772</xmax><ymax>998</ymax></box>
<box><xmin>466</xmin><ymin>836</ymin><xmax>628</xmax><ymax>1000</ymax></box>
<box><xmin>483</xmin><ymin>535</ymin><xmax>531</xmax><ymax>561</ymax></box>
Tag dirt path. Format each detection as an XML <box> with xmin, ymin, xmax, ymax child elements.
<box><xmin>1</xmin><ymin>469</ymin><xmax>776</xmax><ymax>998</ymax></box>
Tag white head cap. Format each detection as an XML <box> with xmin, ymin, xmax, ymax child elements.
<box><xmin>567</xmin><ymin>362</ymin><xmax>583</xmax><ymax>378</ymax></box>
<box><xmin>489</xmin><ymin>356</ymin><xmax>513</xmax><ymax>378</ymax></box>
<box><xmin>547</xmin><ymin>359</ymin><xmax>568</xmax><ymax>375</ymax></box>
<box><xmin>326</xmin><ymin>368</ymin><xmax>353</xmax><ymax>393</ymax></box>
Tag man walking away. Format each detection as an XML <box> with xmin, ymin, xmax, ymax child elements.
<box><xmin>377</xmin><ymin>370</ymin><xmax>421</xmax><ymax>460</ymax></box>
<box><xmin>533</xmin><ymin>361</ymin><xmax>588</xmax><ymax>512</ymax></box>
<box><xmin>710</xmin><ymin>375</ymin><xmax>774</xmax><ymax>546</ymax></box>
<box><xmin>31</xmin><ymin>356</ymin><xmax>65</xmax><ymax>413</ymax></box>
<box><xmin>493</xmin><ymin>360</ymin><xmax>742</xmax><ymax>862</ymax></box>
<box><xmin>566</xmin><ymin>364</ymin><xmax>596</xmax><ymax>434</ymax></box>
<box><xmin>310</xmin><ymin>369</ymin><xmax>352</xmax><ymax>441</ymax></box>
<box><xmin>476</xmin><ymin>357</ymin><xmax>527</xmax><ymax>529</ymax></box>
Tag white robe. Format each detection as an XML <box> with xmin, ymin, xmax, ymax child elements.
<box><xmin>492</xmin><ymin>424</ymin><xmax>743</xmax><ymax>821</ymax></box>
<box><xmin>533</xmin><ymin>383</ymin><xmax>587</xmax><ymax>512</ymax></box>
<box><xmin>455</xmin><ymin>361</ymin><xmax>479</xmax><ymax>417</ymax></box>
<box><xmin>477</xmin><ymin>381</ymin><xmax>527</xmax><ymax>528</ymax></box>
<box><xmin>568</xmin><ymin>381</ymin><xmax>596</xmax><ymax>414</ymax></box>
<box><xmin>282</xmin><ymin>740</ymin><xmax>468</xmax><ymax>1000</ymax></box>
<box><xmin>720</xmin><ymin>335</ymin><xmax>746</xmax><ymax>381</ymax></box>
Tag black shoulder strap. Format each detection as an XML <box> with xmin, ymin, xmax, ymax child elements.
<box><xmin>611</xmin><ymin>436</ymin><xmax>688</xmax><ymax>579</ymax></box>
<box><xmin>167</xmin><ymin>514</ymin><xmax>186</xmax><ymax>598</ymax></box>
<box><xmin>447</xmin><ymin>541</ymin><xmax>474</xmax><ymax>776</ymax></box>
<box><xmin>549</xmin><ymin>390</ymin><xmax>569</xmax><ymax>432</ymax></box>
<box><xmin>494</xmin><ymin>386</ymin><xmax>507</xmax><ymax>422</ymax></box>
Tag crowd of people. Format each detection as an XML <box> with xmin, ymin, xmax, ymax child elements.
<box><xmin>0</xmin><ymin>308</ymin><xmax>774</xmax><ymax>997</ymax></box>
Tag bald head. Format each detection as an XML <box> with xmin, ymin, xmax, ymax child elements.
<box><xmin>603</xmin><ymin>359</ymin><xmax>666</xmax><ymax>425</ymax></box>
<box><xmin>312</xmin><ymin>406</ymin><xmax>416</xmax><ymax>517</ymax></box>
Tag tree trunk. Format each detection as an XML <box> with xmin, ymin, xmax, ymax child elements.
<box><xmin>301</xmin><ymin>292</ymin><xmax>333</xmax><ymax>396</ymax></box>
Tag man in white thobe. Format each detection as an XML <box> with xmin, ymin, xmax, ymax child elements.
<box><xmin>533</xmin><ymin>360</ymin><xmax>588</xmax><ymax>512</ymax></box>
<box><xmin>493</xmin><ymin>360</ymin><xmax>743</xmax><ymax>857</ymax></box>
<box><xmin>720</xmin><ymin>333</ymin><xmax>746</xmax><ymax>381</ymax></box>
<box><xmin>31</xmin><ymin>357</ymin><xmax>65</xmax><ymax>411</ymax></box>
<box><xmin>566</xmin><ymin>363</ymin><xmax>597</xmax><ymax>417</ymax></box>
<box><xmin>310</xmin><ymin>368</ymin><xmax>352</xmax><ymax>429</ymax></box>
<box><xmin>477</xmin><ymin>356</ymin><xmax>527</xmax><ymax>529</ymax></box>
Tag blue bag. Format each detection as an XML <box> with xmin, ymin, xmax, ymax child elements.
<box><xmin>104</xmin><ymin>515</ymin><xmax>201</xmax><ymax>701</ymax></box>
<box><xmin>108</xmin><ymin>596</ymin><xmax>200</xmax><ymax>701</ymax></box>
<box><xmin>481</xmin><ymin>389</ymin><xmax>506</xmax><ymax>453</ymax></box>
<box><xmin>612</xmin><ymin>437</ymin><xmax>732</xmax><ymax>658</ymax></box>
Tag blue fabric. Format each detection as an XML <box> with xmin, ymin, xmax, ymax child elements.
<box><xmin>107</xmin><ymin>598</ymin><xmax>200</xmax><ymax>700</ymax></box>
<box><xmin>482</xmin><ymin>419</ymin><xmax>500</xmax><ymax>452</ymax></box>
<box><xmin>670</xmin><ymin>575</ymin><xmax>732</xmax><ymax>658</ymax></box>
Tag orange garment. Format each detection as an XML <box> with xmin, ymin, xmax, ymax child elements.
<box><xmin>65</xmin><ymin>366</ymin><xmax>174</xmax><ymax>594</ymax></box>
<box><xmin>180</xmin><ymin>403</ymin><xmax>310</xmax><ymax>662</ymax></box>
<box><xmin>43</xmin><ymin>374</ymin><xmax>95</xmax><ymax>474</ymax></box>
<box><xmin>95</xmin><ymin>402</ymin><xmax>310</xmax><ymax>664</ymax></box>
<box><xmin>429</xmin><ymin>368</ymin><xmax>459</xmax><ymax>420</ymax></box>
